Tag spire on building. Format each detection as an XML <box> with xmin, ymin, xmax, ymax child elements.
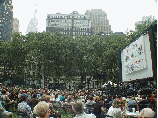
<box><xmin>26</xmin><ymin>4</ymin><xmax>38</xmax><ymax>34</ymax></box>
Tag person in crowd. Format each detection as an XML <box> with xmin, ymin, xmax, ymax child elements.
<box><xmin>150</xmin><ymin>91</ymin><xmax>156</xmax><ymax>110</ymax></box>
<box><xmin>118</xmin><ymin>95</ymin><xmax>122</xmax><ymax>100</ymax></box>
<box><xmin>85</xmin><ymin>95</ymin><xmax>95</xmax><ymax>107</ymax></box>
<box><xmin>72</xmin><ymin>101</ymin><xmax>96</xmax><ymax>118</ymax></box>
<box><xmin>0</xmin><ymin>101</ymin><xmax>5</xmax><ymax>116</ymax></box>
<box><xmin>46</xmin><ymin>95</ymin><xmax>61</xmax><ymax>118</ymax></box>
<box><xmin>139</xmin><ymin>103</ymin><xmax>155</xmax><ymax>118</ymax></box>
<box><xmin>9</xmin><ymin>91</ymin><xmax>16</xmax><ymax>101</ymax></box>
<box><xmin>1</xmin><ymin>89</ymin><xmax>14</xmax><ymax>111</ymax></box>
<box><xmin>128</xmin><ymin>97</ymin><xmax>137</xmax><ymax>112</ymax></box>
<box><xmin>17</xmin><ymin>93</ymin><xmax>33</xmax><ymax>118</ymax></box>
<box><xmin>62</xmin><ymin>96</ymin><xmax>75</xmax><ymax>116</ymax></box>
<box><xmin>138</xmin><ymin>95</ymin><xmax>149</xmax><ymax>111</ymax></box>
<box><xmin>106</xmin><ymin>99</ymin><xmax>122</xmax><ymax>118</ymax></box>
<box><xmin>93</xmin><ymin>96</ymin><xmax>104</xmax><ymax>118</ymax></box>
<box><xmin>60</xmin><ymin>94</ymin><xmax>65</xmax><ymax>102</ymax></box>
<box><xmin>29</xmin><ymin>93</ymin><xmax>39</xmax><ymax>110</ymax></box>
<box><xmin>106</xmin><ymin>95</ymin><xmax>112</xmax><ymax>110</ymax></box>
<box><xmin>35</xmin><ymin>101</ymin><xmax>51</xmax><ymax>118</ymax></box>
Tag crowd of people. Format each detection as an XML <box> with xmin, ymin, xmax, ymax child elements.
<box><xmin>0</xmin><ymin>86</ymin><xmax>157</xmax><ymax>118</ymax></box>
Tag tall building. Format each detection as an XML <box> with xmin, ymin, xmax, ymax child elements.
<box><xmin>0</xmin><ymin>0</ymin><xmax>13</xmax><ymax>41</ymax></box>
<box><xmin>26</xmin><ymin>4</ymin><xmax>38</xmax><ymax>34</ymax></box>
<box><xmin>12</xmin><ymin>18</ymin><xmax>19</xmax><ymax>34</ymax></box>
<box><xmin>46</xmin><ymin>11</ymin><xmax>92</xmax><ymax>38</ymax></box>
<box><xmin>85</xmin><ymin>9</ymin><xmax>112</xmax><ymax>35</ymax></box>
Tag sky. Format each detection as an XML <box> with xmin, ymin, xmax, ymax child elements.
<box><xmin>12</xmin><ymin>0</ymin><xmax>157</xmax><ymax>35</ymax></box>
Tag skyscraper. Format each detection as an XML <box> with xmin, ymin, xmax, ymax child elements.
<box><xmin>0</xmin><ymin>0</ymin><xmax>13</xmax><ymax>41</ymax></box>
<box><xmin>26</xmin><ymin>4</ymin><xmax>38</xmax><ymax>34</ymax></box>
<box><xmin>12</xmin><ymin>18</ymin><xmax>19</xmax><ymax>34</ymax></box>
<box><xmin>85</xmin><ymin>9</ymin><xmax>112</xmax><ymax>35</ymax></box>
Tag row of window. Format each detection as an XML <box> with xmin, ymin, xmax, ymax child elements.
<box><xmin>49</xmin><ymin>27</ymin><xmax>91</xmax><ymax>32</ymax></box>
<box><xmin>50</xmin><ymin>23</ymin><xmax>90</xmax><ymax>28</ymax></box>
<box><xmin>48</xmin><ymin>15</ymin><xmax>88</xmax><ymax>19</ymax></box>
<box><xmin>50</xmin><ymin>19</ymin><xmax>72</xmax><ymax>22</ymax></box>
<box><xmin>60</xmin><ymin>31</ymin><xmax>91</xmax><ymax>36</ymax></box>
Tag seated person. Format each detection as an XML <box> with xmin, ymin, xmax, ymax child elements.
<box><xmin>107</xmin><ymin>99</ymin><xmax>122</xmax><ymax>118</ymax></box>
<box><xmin>138</xmin><ymin>95</ymin><xmax>149</xmax><ymax>111</ymax></box>
<box><xmin>17</xmin><ymin>93</ymin><xmax>33</xmax><ymax>118</ymax></box>
<box><xmin>93</xmin><ymin>96</ymin><xmax>104</xmax><ymax>118</ymax></box>
<box><xmin>63</xmin><ymin>96</ymin><xmax>74</xmax><ymax>114</ymax></box>
<box><xmin>0</xmin><ymin>101</ymin><xmax>5</xmax><ymax>116</ymax></box>
<box><xmin>85</xmin><ymin>96</ymin><xmax>95</xmax><ymax>107</ymax></box>
<box><xmin>128</xmin><ymin>97</ymin><xmax>137</xmax><ymax>112</ymax></box>
<box><xmin>29</xmin><ymin>93</ymin><xmax>39</xmax><ymax>110</ymax></box>
<box><xmin>85</xmin><ymin>96</ymin><xmax>95</xmax><ymax>114</ymax></box>
<box><xmin>1</xmin><ymin>89</ymin><xmax>13</xmax><ymax>111</ymax></box>
<box><xmin>36</xmin><ymin>101</ymin><xmax>51</xmax><ymax>118</ymax></box>
<box><xmin>139</xmin><ymin>103</ymin><xmax>155</xmax><ymax>118</ymax></box>
<box><xmin>72</xmin><ymin>101</ymin><xmax>96</xmax><ymax>118</ymax></box>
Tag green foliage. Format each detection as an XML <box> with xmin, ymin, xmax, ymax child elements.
<box><xmin>0</xmin><ymin>19</ymin><xmax>155</xmax><ymax>87</ymax></box>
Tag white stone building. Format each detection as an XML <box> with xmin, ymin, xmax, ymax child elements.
<box><xmin>46</xmin><ymin>11</ymin><xmax>92</xmax><ymax>38</ymax></box>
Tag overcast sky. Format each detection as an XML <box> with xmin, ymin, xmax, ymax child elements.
<box><xmin>12</xmin><ymin>0</ymin><xmax>157</xmax><ymax>35</ymax></box>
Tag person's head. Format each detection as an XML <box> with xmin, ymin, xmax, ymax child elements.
<box><xmin>67</xmin><ymin>96</ymin><xmax>72</xmax><ymax>103</ymax></box>
<box><xmin>1</xmin><ymin>89</ymin><xmax>6</xmax><ymax>94</ymax></box>
<box><xmin>40</xmin><ymin>95</ymin><xmax>47</xmax><ymax>101</ymax></box>
<box><xmin>112</xmin><ymin>99</ymin><xmax>120</xmax><ymax>108</ymax></box>
<box><xmin>153</xmin><ymin>92</ymin><xmax>156</xmax><ymax>95</ymax></box>
<box><xmin>46</xmin><ymin>95</ymin><xmax>51</xmax><ymax>102</ymax></box>
<box><xmin>89</xmin><ymin>96</ymin><xmax>93</xmax><ymax>101</ymax></box>
<box><xmin>142</xmin><ymin>95</ymin><xmax>146</xmax><ymax>99</ymax></box>
<box><xmin>36</xmin><ymin>102</ymin><xmax>50</xmax><ymax>117</ymax></box>
<box><xmin>33</xmin><ymin>93</ymin><xmax>37</xmax><ymax>98</ymax></box>
<box><xmin>131</xmin><ymin>97</ymin><xmax>135</xmax><ymax>100</ymax></box>
<box><xmin>95</xmin><ymin>96</ymin><xmax>100</xmax><ymax>102</ymax></box>
<box><xmin>21</xmin><ymin>93</ymin><xmax>28</xmax><ymax>101</ymax></box>
<box><xmin>72</xmin><ymin>101</ymin><xmax>84</xmax><ymax>114</ymax></box>
<box><xmin>113</xmin><ymin>95</ymin><xmax>116</xmax><ymax>100</ymax></box>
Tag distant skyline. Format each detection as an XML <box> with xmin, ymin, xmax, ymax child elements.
<box><xmin>12</xmin><ymin>0</ymin><xmax>157</xmax><ymax>35</ymax></box>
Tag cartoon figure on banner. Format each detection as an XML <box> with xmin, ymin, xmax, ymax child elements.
<box><xmin>131</xmin><ymin>64</ymin><xmax>134</xmax><ymax>71</ymax></box>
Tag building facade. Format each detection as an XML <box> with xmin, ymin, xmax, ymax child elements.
<box><xmin>0</xmin><ymin>0</ymin><xmax>13</xmax><ymax>41</ymax></box>
<box><xmin>12</xmin><ymin>18</ymin><xmax>19</xmax><ymax>34</ymax></box>
<box><xmin>85</xmin><ymin>9</ymin><xmax>112</xmax><ymax>35</ymax></box>
<box><xmin>26</xmin><ymin>4</ymin><xmax>38</xmax><ymax>34</ymax></box>
<box><xmin>46</xmin><ymin>11</ymin><xmax>92</xmax><ymax>38</ymax></box>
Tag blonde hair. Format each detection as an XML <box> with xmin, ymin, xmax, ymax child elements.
<box><xmin>112</xmin><ymin>99</ymin><xmax>120</xmax><ymax>108</ymax></box>
<box><xmin>95</xmin><ymin>96</ymin><xmax>100</xmax><ymax>102</ymax></box>
<box><xmin>36</xmin><ymin>102</ymin><xmax>49</xmax><ymax>117</ymax></box>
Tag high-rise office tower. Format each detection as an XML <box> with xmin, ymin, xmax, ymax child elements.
<box><xmin>85</xmin><ymin>9</ymin><xmax>112</xmax><ymax>35</ymax></box>
<box><xmin>0</xmin><ymin>0</ymin><xmax>13</xmax><ymax>41</ymax></box>
<box><xmin>12</xmin><ymin>18</ymin><xmax>19</xmax><ymax>34</ymax></box>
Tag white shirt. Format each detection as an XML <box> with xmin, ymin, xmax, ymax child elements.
<box><xmin>140</xmin><ymin>108</ymin><xmax>155</xmax><ymax>117</ymax></box>
<box><xmin>107</xmin><ymin>106</ymin><xmax>122</xmax><ymax>118</ymax></box>
<box><xmin>74</xmin><ymin>112</ymin><xmax>96</xmax><ymax>118</ymax></box>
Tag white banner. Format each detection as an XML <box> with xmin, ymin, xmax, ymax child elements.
<box><xmin>123</xmin><ymin>35</ymin><xmax>146</xmax><ymax>74</ymax></box>
<box><xmin>121</xmin><ymin>33</ymin><xmax>153</xmax><ymax>81</ymax></box>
